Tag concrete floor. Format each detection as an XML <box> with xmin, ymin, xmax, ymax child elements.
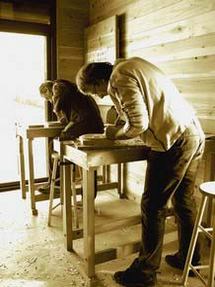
<box><xmin>0</xmin><ymin>189</ymin><xmax>209</xmax><ymax>287</ymax></box>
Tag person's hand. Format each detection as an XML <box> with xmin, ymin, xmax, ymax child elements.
<box><xmin>105</xmin><ymin>124</ymin><xmax>127</xmax><ymax>140</ymax></box>
<box><xmin>54</xmin><ymin>110</ymin><xmax>68</xmax><ymax>125</ymax></box>
<box><xmin>59</xmin><ymin>130</ymin><xmax>75</xmax><ymax>141</ymax></box>
<box><xmin>58</xmin><ymin>116</ymin><xmax>68</xmax><ymax>125</ymax></box>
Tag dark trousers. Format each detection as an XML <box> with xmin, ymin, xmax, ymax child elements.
<box><xmin>134</xmin><ymin>120</ymin><xmax>205</xmax><ymax>275</ymax></box>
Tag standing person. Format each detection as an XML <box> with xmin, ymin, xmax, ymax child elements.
<box><xmin>38</xmin><ymin>79</ymin><xmax>104</xmax><ymax>193</ymax></box>
<box><xmin>39</xmin><ymin>79</ymin><xmax>104</xmax><ymax>140</ymax></box>
<box><xmin>76</xmin><ymin>57</ymin><xmax>205</xmax><ymax>287</ymax></box>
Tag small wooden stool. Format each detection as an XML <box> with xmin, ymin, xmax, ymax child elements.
<box><xmin>182</xmin><ymin>181</ymin><xmax>215</xmax><ymax>287</ymax></box>
<box><xmin>48</xmin><ymin>153</ymin><xmax>82</xmax><ymax>227</ymax></box>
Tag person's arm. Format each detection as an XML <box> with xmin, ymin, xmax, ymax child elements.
<box><xmin>106</xmin><ymin>73</ymin><xmax>149</xmax><ymax>140</ymax></box>
<box><xmin>59</xmin><ymin>118</ymin><xmax>104</xmax><ymax>141</ymax></box>
<box><xmin>59</xmin><ymin>121</ymin><xmax>76</xmax><ymax>140</ymax></box>
<box><xmin>53</xmin><ymin>109</ymin><xmax>68</xmax><ymax>125</ymax></box>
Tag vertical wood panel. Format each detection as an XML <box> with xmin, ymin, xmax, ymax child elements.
<box><xmin>56</xmin><ymin>0</ymin><xmax>88</xmax><ymax>82</ymax></box>
<box><xmin>84</xmin><ymin>15</ymin><xmax>118</xmax><ymax>105</ymax></box>
<box><xmin>85</xmin><ymin>15</ymin><xmax>118</xmax><ymax>64</ymax></box>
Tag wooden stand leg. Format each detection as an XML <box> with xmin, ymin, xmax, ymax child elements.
<box><xmin>117</xmin><ymin>163</ymin><xmax>122</xmax><ymax>197</ymax></box>
<box><xmin>83</xmin><ymin>167</ymin><xmax>96</xmax><ymax>279</ymax></box>
<box><xmin>106</xmin><ymin>165</ymin><xmax>110</xmax><ymax>183</ymax></box>
<box><xmin>18</xmin><ymin>135</ymin><xmax>27</xmax><ymax>199</ymax></box>
<box><xmin>71</xmin><ymin>164</ymin><xmax>79</xmax><ymax>229</ymax></box>
<box><xmin>102</xmin><ymin>166</ymin><xmax>106</xmax><ymax>183</ymax></box>
<box><xmin>28</xmin><ymin>138</ymin><xmax>37</xmax><ymax>215</ymax></box>
<box><xmin>60</xmin><ymin>143</ymin><xmax>64</xmax><ymax>211</ymax></box>
<box><xmin>208</xmin><ymin>212</ymin><xmax>215</xmax><ymax>287</ymax></box>
<box><xmin>48</xmin><ymin>154</ymin><xmax>59</xmax><ymax>226</ymax></box>
<box><xmin>63</xmin><ymin>160</ymin><xmax>73</xmax><ymax>251</ymax></box>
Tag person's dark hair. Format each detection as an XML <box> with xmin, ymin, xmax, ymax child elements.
<box><xmin>76</xmin><ymin>62</ymin><xmax>113</xmax><ymax>94</ymax></box>
<box><xmin>39</xmin><ymin>80</ymin><xmax>54</xmax><ymax>96</ymax></box>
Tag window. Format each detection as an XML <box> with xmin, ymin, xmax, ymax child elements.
<box><xmin>0</xmin><ymin>32</ymin><xmax>47</xmax><ymax>184</ymax></box>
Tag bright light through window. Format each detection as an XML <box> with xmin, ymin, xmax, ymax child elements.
<box><xmin>0</xmin><ymin>32</ymin><xmax>47</xmax><ymax>183</ymax></box>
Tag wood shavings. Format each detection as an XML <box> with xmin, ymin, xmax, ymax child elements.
<box><xmin>26</xmin><ymin>256</ymin><xmax>37</xmax><ymax>266</ymax></box>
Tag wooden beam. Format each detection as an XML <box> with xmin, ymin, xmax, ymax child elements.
<box><xmin>94</xmin><ymin>240</ymin><xmax>141</xmax><ymax>265</ymax></box>
<box><xmin>95</xmin><ymin>215</ymin><xmax>141</xmax><ymax>234</ymax></box>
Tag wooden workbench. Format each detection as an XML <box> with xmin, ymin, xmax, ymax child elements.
<box><xmin>55</xmin><ymin>134</ymin><xmax>215</xmax><ymax>285</ymax></box>
<box><xmin>54</xmin><ymin>138</ymin><xmax>149</xmax><ymax>284</ymax></box>
<box><xmin>16</xmin><ymin>123</ymin><xmax>64</xmax><ymax>214</ymax></box>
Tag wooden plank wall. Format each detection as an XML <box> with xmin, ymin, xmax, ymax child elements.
<box><xmin>84</xmin><ymin>15</ymin><xmax>118</xmax><ymax>108</ymax></box>
<box><xmin>85</xmin><ymin>15</ymin><xmax>118</xmax><ymax>64</ymax></box>
<box><xmin>56</xmin><ymin>0</ymin><xmax>89</xmax><ymax>82</ymax></box>
<box><xmin>89</xmin><ymin>0</ymin><xmax>215</xmax><ymax>200</ymax></box>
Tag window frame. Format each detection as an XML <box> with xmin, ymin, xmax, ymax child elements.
<box><xmin>0</xmin><ymin>1</ymin><xmax>56</xmax><ymax>192</ymax></box>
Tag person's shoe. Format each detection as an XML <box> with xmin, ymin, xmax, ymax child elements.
<box><xmin>165</xmin><ymin>253</ymin><xmax>200</xmax><ymax>277</ymax></box>
<box><xmin>113</xmin><ymin>267</ymin><xmax>156</xmax><ymax>287</ymax></box>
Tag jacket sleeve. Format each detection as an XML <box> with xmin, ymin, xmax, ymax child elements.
<box><xmin>106</xmin><ymin>72</ymin><xmax>149</xmax><ymax>139</ymax></box>
<box><xmin>59</xmin><ymin>118</ymin><xmax>104</xmax><ymax>140</ymax></box>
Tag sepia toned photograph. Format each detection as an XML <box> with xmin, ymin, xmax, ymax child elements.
<box><xmin>0</xmin><ymin>1</ymin><xmax>214</xmax><ymax>286</ymax></box>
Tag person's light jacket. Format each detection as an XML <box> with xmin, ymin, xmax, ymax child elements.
<box><xmin>107</xmin><ymin>57</ymin><xmax>204</xmax><ymax>151</ymax></box>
